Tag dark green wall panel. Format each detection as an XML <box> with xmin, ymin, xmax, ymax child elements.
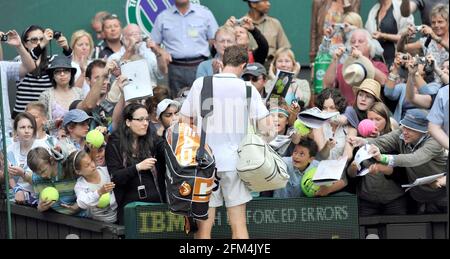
<box><xmin>1</xmin><ymin>0</ymin><xmax>420</xmax><ymax>64</ymax></box>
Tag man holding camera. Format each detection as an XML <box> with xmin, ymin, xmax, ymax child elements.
<box><xmin>323</xmin><ymin>29</ymin><xmax>389</xmax><ymax>105</ymax></box>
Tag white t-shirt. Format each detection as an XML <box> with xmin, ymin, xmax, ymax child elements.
<box><xmin>7</xmin><ymin>139</ymin><xmax>51</xmax><ymax>193</ymax></box>
<box><xmin>180</xmin><ymin>73</ymin><xmax>269</xmax><ymax>171</ymax></box>
<box><xmin>74</xmin><ymin>166</ymin><xmax>117</xmax><ymax>223</ymax></box>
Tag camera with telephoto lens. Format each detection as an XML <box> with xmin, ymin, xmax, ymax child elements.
<box><xmin>53</xmin><ymin>31</ymin><xmax>62</xmax><ymax>40</ymax></box>
<box><xmin>0</xmin><ymin>34</ymin><xmax>8</xmax><ymax>42</ymax></box>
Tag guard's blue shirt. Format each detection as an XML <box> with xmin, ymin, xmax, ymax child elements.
<box><xmin>151</xmin><ymin>3</ymin><xmax>218</xmax><ymax>59</ymax></box>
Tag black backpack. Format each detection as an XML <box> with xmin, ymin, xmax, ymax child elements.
<box><xmin>163</xmin><ymin>76</ymin><xmax>218</xmax><ymax>234</ymax></box>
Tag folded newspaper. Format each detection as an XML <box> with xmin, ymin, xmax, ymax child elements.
<box><xmin>297</xmin><ymin>107</ymin><xmax>340</xmax><ymax>129</ymax></box>
<box><xmin>401</xmin><ymin>173</ymin><xmax>446</xmax><ymax>192</ymax></box>
<box><xmin>312</xmin><ymin>156</ymin><xmax>348</xmax><ymax>186</ymax></box>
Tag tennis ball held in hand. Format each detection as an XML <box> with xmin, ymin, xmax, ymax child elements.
<box><xmin>86</xmin><ymin>130</ymin><xmax>104</xmax><ymax>148</ymax></box>
<box><xmin>40</xmin><ymin>187</ymin><xmax>59</xmax><ymax>202</ymax></box>
<box><xmin>97</xmin><ymin>193</ymin><xmax>111</xmax><ymax>208</ymax></box>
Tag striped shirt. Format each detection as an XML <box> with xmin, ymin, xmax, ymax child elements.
<box><xmin>32</xmin><ymin>168</ymin><xmax>86</xmax><ymax>217</ymax></box>
<box><xmin>14</xmin><ymin>72</ymin><xmax>52</xmax><ymax>113</ymax></box>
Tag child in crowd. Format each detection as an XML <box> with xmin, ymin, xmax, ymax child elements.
<box><xmin>25</xmin><ymin>102</ymin><xmax>58</xmax><ymax>147</ymax></box>
<box><xmin>70</xmin><ymin>150</ymin><xmax>117</xmax><ymax>223</ymax></box>
<box><xmin>27</xmin><ymin>147</ymin><xmax>85</xmax><ymax>216</ymax></box>
<box><xmin>273</xmin><ymin>138</ymin><xmax>319</xmax><ymax>198</ymax></box>
<box><xmin>58</xmin><ymin>109</ymin><xmax>92</xmax><ymax>159</ymax></box>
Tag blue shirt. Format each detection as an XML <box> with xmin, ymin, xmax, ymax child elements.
<box><xmin>151</xmin><ymin>3</ymin><xmax>218</xmax><ymax>59</ymax></box>
<box><xmin>196</xmin><ymin>59</ymin><xmax>213</xmax><ymax>79</ymax></box>
<box><xmin>273</xmin><ymin>157</ymin><xmax>319</xmax><ymax>198</ymax></box>
<box><xmin>428</xmin><ymin>85</ymin><xmax>449</xmax><ymax>136</ymax></box>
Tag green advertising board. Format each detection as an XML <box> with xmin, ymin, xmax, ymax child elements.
<box><xmin>124</xmin><ymin>195</ymin><xmax>359</xmax><ymax>239</ymax></box>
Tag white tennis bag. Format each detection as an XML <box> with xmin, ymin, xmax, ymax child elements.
<box><xmin>236</xmin><ymin>85</ymin><xmax>289</xmax><ymax>192</ymax></box>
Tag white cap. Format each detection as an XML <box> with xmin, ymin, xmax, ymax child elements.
<box><xmin>156</xmin><ymin>99</ymin><xmax>181</xmax><ymax>119</ymax></box>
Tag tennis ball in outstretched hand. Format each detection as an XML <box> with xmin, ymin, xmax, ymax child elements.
<box><xmin>294</xmin><ymin>120</ymin><xmax>311</xmax><ymax>136</ymax></box>
<box><xmin>86</xmin><ymin>130</ymin><xmax>104</xmax><ymax>148</ymax></box>
<box><xmin>40</xmin><ymin>187</ymin><xmax>59</xmax><ymax>202</ymax></box>
<box><xmin>301</xmin><ymin>167</ymin><xmax>320</xmax><ymax>197</ymax></box>
<box><xmin>97</xmin><ymin>193</ymin><xmax>111</xmax><ymax>208</ymax></box>
<box><xmin>358</xmin><ymin>119</ymin><xmax>376</xmax><ymax>137</ymax></box>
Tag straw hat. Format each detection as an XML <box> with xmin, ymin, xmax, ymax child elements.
<box><xmin>358</xmin><ymin>79</ymin><xmax>382</xmax><ymax>101</ymax></box>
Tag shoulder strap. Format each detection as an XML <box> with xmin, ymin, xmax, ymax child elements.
<box><xmin>244</xmin><ymin>83</ymin><xmax>253</xmax><ymax>134</ymax></box>
<box><xmin>196</xmin><ymin>76</ymin><xmax>214</xmax><ymax>166</ymax></box>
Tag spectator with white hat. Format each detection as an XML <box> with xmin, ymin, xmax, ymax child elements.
<box><xmin>155</xmin><ymin>99</ymin><xmax>181</xmax><ymax>136</ymax></box>
<box><xmin>323</xmin><ymin>29</ymin><xmax>388</xmax><ymax>106</ymax></box>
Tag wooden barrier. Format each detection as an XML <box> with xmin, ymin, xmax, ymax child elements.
<box><xmin>0</xmin><ymin>201</ymin><xmax>124</xmax><ymax>239</ymax></box>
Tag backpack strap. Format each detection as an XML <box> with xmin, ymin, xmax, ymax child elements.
<box><xmin>244</xmin><ymin>83</ymin><xmax>253</xmax><ymax>134</ymax></box>
<box><xmin>196</xmin><ymin>76</ymin><xmax>214</xmax><ymax>166</ymax></box>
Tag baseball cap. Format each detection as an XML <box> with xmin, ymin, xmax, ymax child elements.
<box><xmin>399</xmin><ymin>109</ymin><xmax>429</xmax><ymax>133</ymax></box>
<box><xmin>242</xmin><ymin>63</ymin><xmax>267</xmax><ymax>78</ymax></box>
<box><xmin>63</xmin><ymin>109</ymin><xmax>93</xmax><ymax>127</ymax></box>
<box><xmin>156</xmin><ymin>99</ymin><xmax>181</xmax><ymax>119</ymax></box>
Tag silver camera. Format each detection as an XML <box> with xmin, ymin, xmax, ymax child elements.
<box><xmin>415</xmin><ymin>25</ymin><xmax>423</xmax><ymax>32</ymax></box>
<box><xmin>137</xmin><ymin>185</ymin><xmax>147</xmax><ymax>199</ymax></box>
<box><xmin>236</xmin><ymin>18</ymin><xmax>245</xmax><ymax>25</ymax></box>
<box><xmin>333</xmin><ymin>23</ymin><xmax>346</xmax><ymax>30</ymax></box>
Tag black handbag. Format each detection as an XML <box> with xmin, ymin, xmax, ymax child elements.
<box><xmin>163</xmin><ymin>76</ymin><xmax>218</xmax><ymax>234</ymax></box>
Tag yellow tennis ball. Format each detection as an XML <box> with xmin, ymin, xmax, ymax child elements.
<box><xmin>294</xmin><ymin>120</ymin><xmax>311</xmax><ymax>136</ymax></box>
<box><xmin>40</xmin><ymin>187</ymin><xmax>59</xmax><ymax>202</ymax></box>
<box><xmin>301</xmin><ymin>167</ymin><xmax>320</xmax><ymax>197</ymax></box>
<box><xmin>86</xmin><ymin>130</ymin><xmax>104</xmax><ymax>148</ymax></box>
<box><xmin>97</xmin><ymin>193</ymin><xmax>111</xmax><ymax>208</ymax></box>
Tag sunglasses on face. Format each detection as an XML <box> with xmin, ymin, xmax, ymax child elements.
<box><xmin>26</xmin><ymin>37</ymin><xmax>44</xmax><ymax>44</ymax></box>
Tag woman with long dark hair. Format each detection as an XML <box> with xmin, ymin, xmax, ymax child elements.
<box><xmin>13</xmin><ymin>25</ymin><xmax>72</xmax><ymax>117</ymax></box>
<box><xmin>105</xmin><ymin>103</ymin><xmax>166</xmax><ymax>223</ymax></box>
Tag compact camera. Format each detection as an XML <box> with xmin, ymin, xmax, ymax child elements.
<box><xmin>333</xmin><ymin>23</ymin><xmax>346</xmax><ymax>30</ymax></box>
<box><xmin>137</xmin><ymin>185</ymin><xmax>147</xmax><ymax>199</ymax></box>
<box><xmin>53</xmin><ymin>31</ymin><xmax>62</xmax><ymax>40</ymax></box>
<box><xmin>399</xmin><ymin>53</ymin><xmax>409</xmax><ymax>61</ymax></box>
<box><xmin>0</xmin><ymin>34</ymin><xmax>8</xmax><ymax>42</ymax></box>
<box><xmin>236</xmin><ymin>18</ymin><xmax>245</xmax><ymax>25</ymax></box>
<box><xmin>415</xmin><ymin>25</ymin><xmax>424</xmax><ymax>32</ymax></box>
